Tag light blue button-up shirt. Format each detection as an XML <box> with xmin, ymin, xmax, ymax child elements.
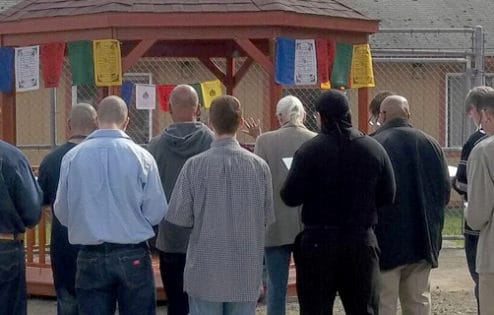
<box><xmin>54</xmin><ymin>129</ymin><xmax>167</xmax><ymax>245</ymax></box>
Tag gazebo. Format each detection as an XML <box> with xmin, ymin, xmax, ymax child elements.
<box><xmin>0</xmin><ymin>0</ymin><xmax>378</xmax><ymax>297</ymax></box>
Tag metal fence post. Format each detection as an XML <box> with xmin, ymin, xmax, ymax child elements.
<box><xmin>473</xmin><ymin>25</ymin><xmax>485</xmax><ymax>87</ymax></box>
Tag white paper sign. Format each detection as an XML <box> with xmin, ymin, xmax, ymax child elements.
<box><xmin>294</xmin><ymin>39</ymin><xmax>317</xmax><ymax>85</ymax></box>
<box><xmin>448</xmin><ymin>165</ymin><xmax>457</xmax><ymax>178</ymax></box>
<box><xmin>15</xmin><ymin>45</ymin><xmax>39</xmax><ymax>92</ymax></box>
<box><xmin>135</xmin><ymin>84</ymin><xmax>156</xmax><ymax>110</ymax></box>
<box><xmin>282</xmin><ymin>157</ymin><xmax>293</xmax><ymax>170</ymax></box>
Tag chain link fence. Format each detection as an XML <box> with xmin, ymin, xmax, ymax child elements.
<box><xmin>13</xmin><ymin>27</ymin><xmax>490</xmax><ymax>239</ymax></box>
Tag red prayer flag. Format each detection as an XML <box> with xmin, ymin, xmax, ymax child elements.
<box><xmin>327</xmin><ymin>39</ymin><xmax>336</xmax><ymax>75</ymax></box>
<box><xmin>41</xmin><ymin>42</ymin><xmax>65</xmax><ymax>88</ymax></box>
<box><xmin>316</xmin><ymin>39</ymin><xmax>329</xmax><ymax>88</ymax></box>
<box><xmin>157</xmin><ymin>84</ymin><xmax>175</xmax><ymax>112</ymax></box>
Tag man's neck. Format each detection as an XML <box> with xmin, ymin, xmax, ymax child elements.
<box><xmin>215</xmin><ymin>133</ymin><xmax>236</xmax><ymax>140</ymax></box>
<box><xmin>68</xmin><ymin>134</ymin><xmax>89</xmax><ymax>144</ymax></box>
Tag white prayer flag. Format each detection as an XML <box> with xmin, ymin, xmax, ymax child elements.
<box><xmin>294</xmin><ymin>39</ymin><xmax>317</xmax><ymax>85</ymax></box>
<box><xmin>135</xmin><ymin>84</ymin><xmax>156</xmax><ymax>110</ymax></box>
<box><xmin>15</xmin><ymin>45</ymin><xmax>40</xmax><ymax>92</ymax></box>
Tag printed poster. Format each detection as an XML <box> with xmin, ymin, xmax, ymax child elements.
<box><xmin>15</xmin><ymin>45</ymin><xmax>40</xmax><ymax>92</ymax></box>
<box><xmin>135</xmin><ymin>84</ymin><xmax>156</xmax><ymax>110</ymax></box>
<box><xmin>294</xmin><ymin>39</ymin><xmax>317</xmax><ymax>85</ymax></box>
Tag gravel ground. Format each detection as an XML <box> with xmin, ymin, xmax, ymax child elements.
<box><xmin>29</xmin><ymin>247</ymin><xmax>477</xmax><ymax>314</ymax></box>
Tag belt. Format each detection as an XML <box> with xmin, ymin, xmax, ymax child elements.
<box><xmin>0</xmin><ymin>233</ymin><xmax>24</xmax><ymax>241</ymax></box>
<box><xmin>81</xmin><ymin>242</ymin><xmax>148</xmax><ymax>252</ymax></box>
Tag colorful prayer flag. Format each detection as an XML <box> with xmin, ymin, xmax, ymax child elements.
<box><xmin>330</xmin><ymin>43</ymin><xmax>353</xmax><ymax>89</ymax></box>
<box><xmin>157</xmin><ymin>84</ymin><xmax>175</xmax><ymax>112</ymax></box>
<box><xmin>350</xmin><ymin>44</ymin><xmax>375</xmax><ymax>88</ymax></box>
<box><xmin>41</xmin><ymin>42</ymin><xmax>65</xmax><ymax>88</ymax></box>
<box><xmin>121</xmin><ymin>81</ymin><xmax>134</xmax><ymax>107</ymax></box>
<box><xmin>200</xmin><ymin>80</ymin><xmax>223</xmax><ymax>109</ymax></box>
<box><xmin>275</xmin><ymin>37</ymin><xmax>295</xmax><ymax>85</ymax></box>
<box><xmin>135</xmin><ymin>84</ymin><xmax>156</xmax><ymax>110</ymax></box>
<box><xmin>15</xmin><ymin>45</ymin><xmax>40</xmax><ymax>92</ymax></box>
<box><xmin>316</xmin><ymin>39</ymin><xmax>330</xmax><ymax>89</ymax></box>
<box><xmin>0</xmin><ymin>47</ymin><xmax>14</xmax><ymax>92</ymax></box>
<box><xmin>67</xmin><ymin>40</ymin><xmax>94</xmax><ymax>85</ymax></box>
<box><xmin>191</xmin><ymin>83</ymin><xmax>204</xmax><ymax>107</ymax></box>
<box><xmin>93</xmin><ymin>39</ymin><xmax>122</xmax><ymax>87</ymax></box>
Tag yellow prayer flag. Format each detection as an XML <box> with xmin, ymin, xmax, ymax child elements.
<box><xmin>320</xmin><ymin>81</ymin><xmax>331</xmax><ymax>90</ymax></box>
<box><xmin>350</xmin><ymin>44</ymin><xmax>375</xmax><ymax>88</ymax></box>
<box><xmin>93</xmin><ymin>39</ymin><xmax>122</xmax><ymax>86</ymax></box>
<box><xmin>200</xmin><ymin>79</ymin><xmax>223</xmax><ymax>109</ymax></box>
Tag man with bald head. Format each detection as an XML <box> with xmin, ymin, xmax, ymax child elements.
<box><xmin>54</xmin><ymin>96</ymin><xmax>167</xmax><ymax>314</ymax></box>
<box><xmin>148</xmin><ymin>84</ymin><xmax>214</xmax><ymax>315</ymax></box>
<box><xmin>372</xmin><ymin>95</ymin><xmax>450</xmax><ymax>315</ymax></box>
<box><xmin>38</xmin><ymin>103</ymin><xmax>97</xmax><ymax>315</ymax></box>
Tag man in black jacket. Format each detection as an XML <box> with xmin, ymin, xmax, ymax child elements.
<box><xmin>281</xmin><ymin>89</ymin><xmax>396</xmax><ymax>315</ymax></box>
<box><xmin>372</xmin><ymin>95</ymin><xmax>451</xmax><ymax>315</ymax></box>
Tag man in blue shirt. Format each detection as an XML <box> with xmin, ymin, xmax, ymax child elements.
<box><xmin>54</xmin><ymin>95</ymin><xmax>167</xmax><ymax>315</ymax></box>
<box><xmin>0</xmin><ymin>140</ymin><xmax>42</xmax><ymax>315</ymax></box>
<box><xmin>38</xmin><ymin>103</ymin><xmax>97</xmax><ymax>315</ymax></box>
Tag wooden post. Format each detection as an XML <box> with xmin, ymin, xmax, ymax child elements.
<box><xmin>358</xmin><ymin>88</ymin><xmax>369</xmax><ymax>133</ymax></box>
<box><xmin>225</xmin><ymin>56</ymin><xmax>234</xmax><ymax>95</ymax></box>
<box><xmin>0</xmin><ymin>92</ymin><xmax>16</xmax><ymax>144</ymax></box>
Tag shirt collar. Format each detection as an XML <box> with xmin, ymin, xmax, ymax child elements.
<box><xmin>211</xmin><ymin>137</ymin><xmax>239</xmax><ymax>148</ymax></box>
<box><xmin>86</xmin><ymin>129</ymin><xmax>131</xmax><ymax>140</ymax></box>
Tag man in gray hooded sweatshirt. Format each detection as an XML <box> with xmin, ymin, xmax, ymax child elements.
<box><xmin>148</xmin><ymin>84</ymin><xmax>214</xmax><ymax>315</ymax></box>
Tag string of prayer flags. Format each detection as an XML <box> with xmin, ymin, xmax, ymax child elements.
<box><xmin>41</xmin><ymin>42</ymin><xmax>65</xmax><ymax>88</ymax></box>
<box><xmin>191</xmin><ymin>83</ymin><xmax>204</xmax><ymax>107</ymax></box>
<box><xmin>275</xmin><ymin>37</ymin><xmax>317</xmax><ymax>86</ymax></box>
<box><xmin>135</xmin><ymin>84</ymin><xmax>156</xmax><ymax>110</ymax></box>
<box><xmin>93</xmin><ymin>39</ymin><xmax>122</xmax><ymax>87</ymax></box>
<box><xmin>121</xmin><ymin>81</ymin><xmax>134</xmax><ymax>107</ymax></box>
<box><xmin>200</xmin><ymin>79</ymin><xmax>223</xmax><ymax>109</ymax></box>
<box><xmin>68</xmin><ymin>40</ymin><xmax>94</xmax><ymax>86</ymax></box>
<box><xmin>350</xmin><ymin>44</ymin><xmax>375</xmax><ymax>88</ymax></box>
<box><xmin>15</xmin><ymin>45</ymin><xmax>40</xmax><ymax>92</ymax></box>
<box><xmin>157</xmin><ymin>84</ymin><xmax>176</xmax><ymax>112</ymax></box>
<box><xmin>330</xmin><ymin>43</ymin><xmax>353</xmax><ymax>89</ymax></box>
<box><xmin>0</xmin><ymin>47</ymin><xmax>14</xmax><ymax>92</ymax></box>
<box><xmin>316</xmin><ymin>39</ymin><xmax>330</xmax><ymax>89</ymax></box>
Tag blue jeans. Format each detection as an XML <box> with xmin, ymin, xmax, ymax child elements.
<box><xmin>189</xmin><ymin>296</ymin><xmax>256</xmax><ymax>315</ymax></box>
<box><xmin>75</xmin><ymin>243</ymin><xmax>156</xmax><ymax>315</ymax></box>
<box><xmin>50</xmin><ymin>216</ymin><xmax>80</xmax><ymax>315</ymax></box>
<box><xmin>0</xmin><ymin>240</ymin><xmax>26</xmax><ymax>315</ymax></box>
<box><xmin>265</xmin><ymin>245</ymin><xmax>292</xmax><ymax>315</ymax></box>
<box><xmin>465</xmin><ymin>233</ymin><xmax>480</xmax><ymax>314</ymax></box>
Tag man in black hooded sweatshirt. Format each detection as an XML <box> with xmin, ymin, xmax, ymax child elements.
<box><xmin>280</xmin><ymin>89</ymin><xmax>396</xmax><ymax>315</ymax></box>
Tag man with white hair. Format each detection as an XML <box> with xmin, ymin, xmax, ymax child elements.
<box><xmin>254</xmin><ymin>95</ymin><xmax>316</xmax><ymax>315</ymax></box>
<box><xmin>372</xmin><ymin>95</ymin><xmax>450</xmax><ymax>315</ymax></box>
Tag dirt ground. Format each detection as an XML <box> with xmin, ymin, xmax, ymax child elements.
<box><xmin>29</xmin><ymin>247</ymin><xmax>477</xmax><ymax>315</ymax></box>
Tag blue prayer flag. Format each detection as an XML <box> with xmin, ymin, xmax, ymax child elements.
<box><xmin>121</xmin><ymin>81</ymin><xmax>134</xmax><ymax>107</ymax></box>
<box><xmin>275</xmin><ymin>37</ymin><xmax>295</xmax><ymax>85</ymax></box>
<box><xmin>0</xmin><ymin>47</ymin><xmax>14</xmax><ymax>92</ymax></box>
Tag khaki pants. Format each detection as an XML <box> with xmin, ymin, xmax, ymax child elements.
<box><xmin>379</xmin><ymin>260</ymin><xmax>432</xmax><ymax>315</ymax></box>
<box><xmin>479</xmin><ymin>273</ymin><xmax>494</xmax><ymax>315</ymax></box>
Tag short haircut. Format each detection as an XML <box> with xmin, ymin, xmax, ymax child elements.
<box><xmin>97</xmin><ymin>96</ymin><xmax>128</xmax><ymax>125</ymax></box>
<box><xmin>465</xmin><ymin>86</ymin><xmax>494</xmax><ymax>112</ymax></box>
<box><xmin>170</xmin><ymin>84</ymin><xmax>199</xmax><ymax>108</ymax></box>
<box><xmin>369</xmin><ymin>91</ymin><xmax>394</xmax><ymax>117</ymax></box>
<box><xmin>70</xmin><ymin>103</ymin><xmax>97</xmax><ymax>134</ymax></box>
<box><xmin>209</xmin><ymin>95</ymin><xmax>242</xmax><ymax>135</ymax></box>
<box><xmin>479</xmin><ymin>90</ymin><xmax>494</xmax><ymax>112</ymax></box>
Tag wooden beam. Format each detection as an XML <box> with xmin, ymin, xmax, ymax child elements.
<box><xmin>358</xmin><ymin>88</ymin><xmax>369</xmax><ymax>133</ymax></box>
<box><xmin>225</xmin><ymin>57</ymin><xmax>234</xmax><ymax>95</ymax></box>
<box><xmin>122</xmin><ymin>39</ymin><xmax>156</xmax><ymax>73</ymax></box>
<box><xmin>198</xmin><ymin>57</ymin><xmax>226</xmax><ymax>83</ymax></box>
<box><xmin>0</xmin><ymin>92</ymin><xmax>16</xmax><ymax>145</ymax></box>
<box><xmin>235</xmin><ymin>38</ymin><xmax>273</xmax><ymax>77</ymax></box>
<box><xmin>233</xmin><ymin>57</ymin><xmax>253</xmax><ymax>88</ymax></box>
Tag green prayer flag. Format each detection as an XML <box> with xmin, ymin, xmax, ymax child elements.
<box><xmin>67</xmin><ymin>40</ymin><xmax>94</xmax><ymax>85</ymax></box>
<box><xmin>330</xmin><ymin>43</ymin><xmax>353</xmax><ymax>89</ymax></box>
<box><xmin>191</xmin><ymin>83</ymin><xmax>204</xmax><ymax>107</ymax></box>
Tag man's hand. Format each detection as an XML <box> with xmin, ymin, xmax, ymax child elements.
<box><xmin>242</xmin><ymin>117</ymin><xmax>261</xmax><ymax>139</ymax></box>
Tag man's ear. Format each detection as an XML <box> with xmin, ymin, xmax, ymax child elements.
<box><xmin>239</xmin><ymin>117</ymin><xmax>245</xmax><ymax>129</ymax></box>
<box><xmin>122</xmin><ymin>117</ymin><xmax>130</xmax><ymax>131</ymax></box>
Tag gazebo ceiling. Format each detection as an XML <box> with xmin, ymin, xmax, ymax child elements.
<box><xmin>0</xmin><ymin>0</ymin><xmax>378</xmax><ymax>46</ymax></box>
